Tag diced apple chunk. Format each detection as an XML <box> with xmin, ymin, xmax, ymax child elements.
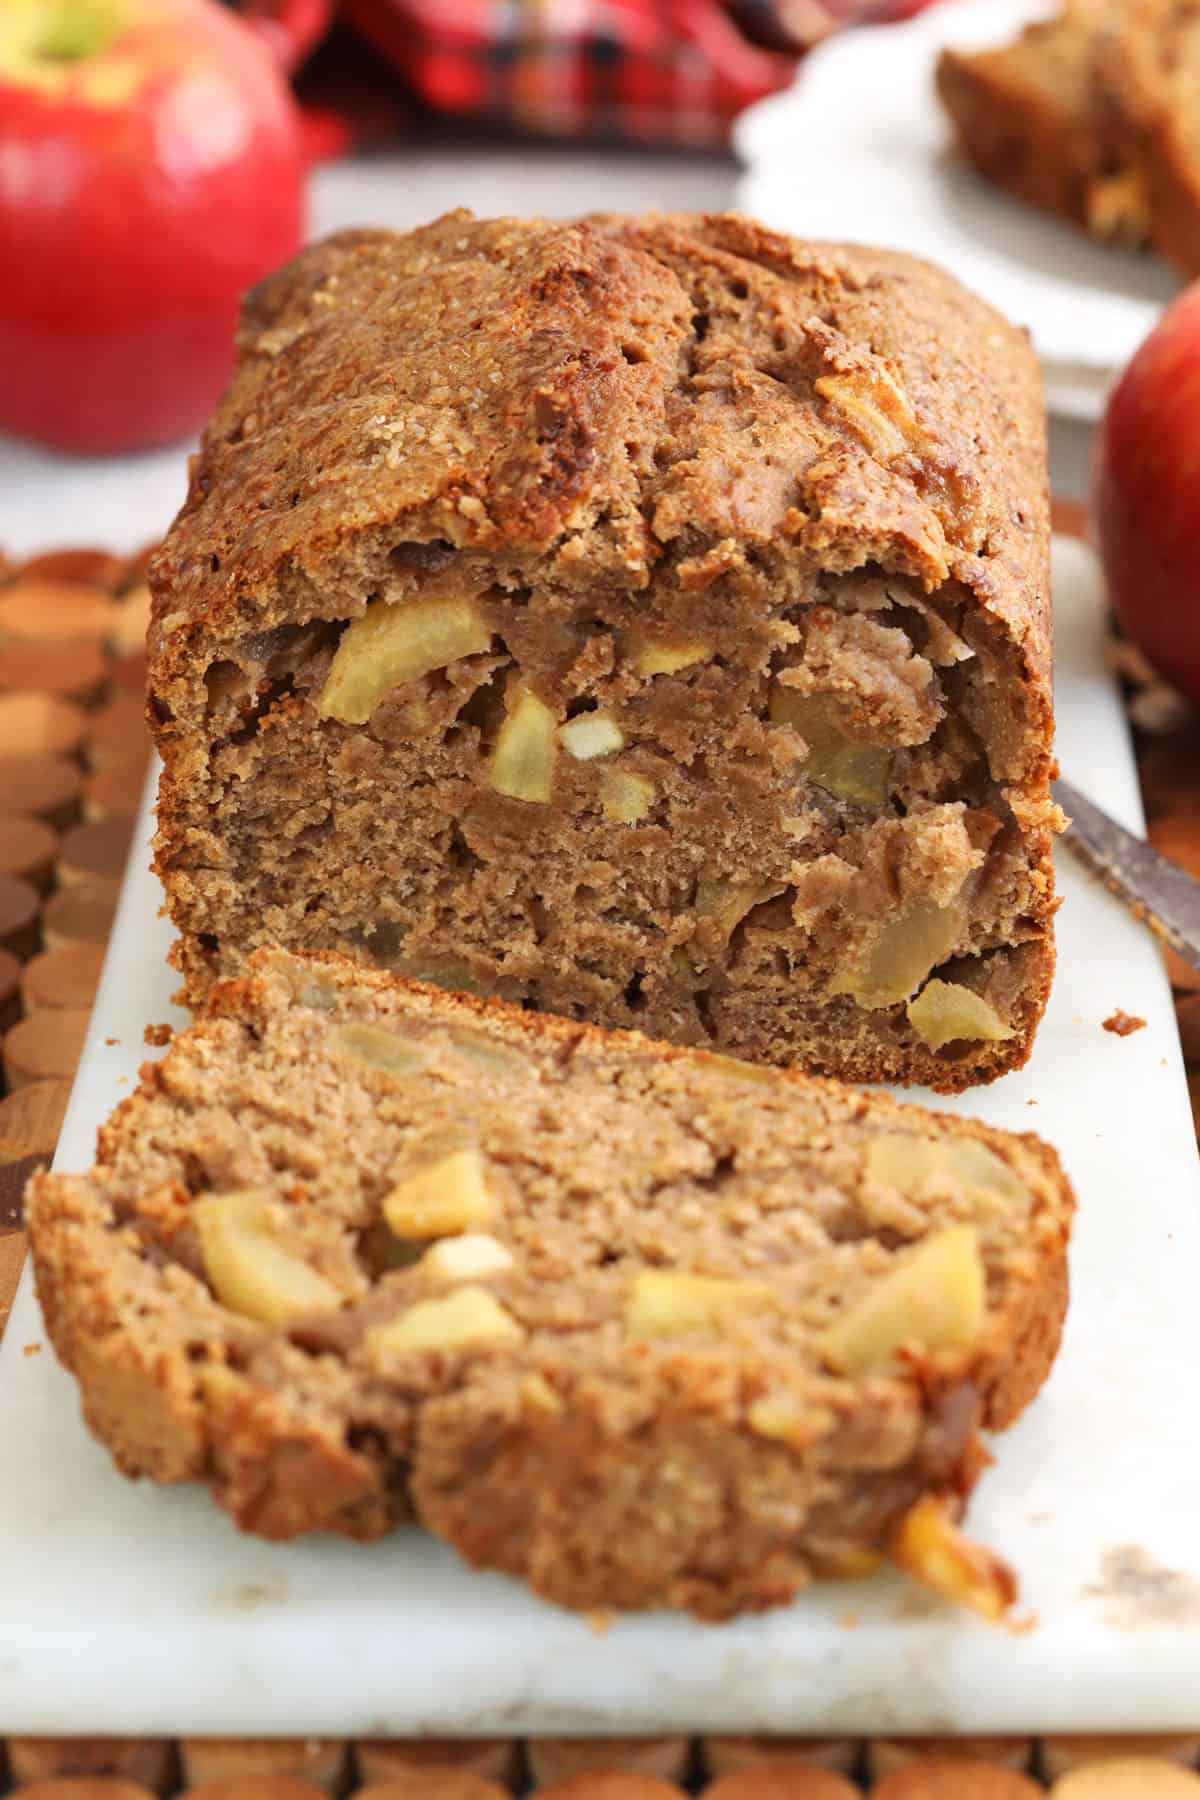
<box><xmin>700</xmin><ymin>1051</ymin><xmax>780</xmax><ymax>1086</ymax></box>
<box><xmin>330</xmin><ymin>1021</ymin><xmax>435</xmax><ymax>1076</ymax></box>
<box><xmin>944</xmin><ymin>1137</ymin><xmax>1028</xmax><ymax>1206</ymax></box>
<box><xmin>318</xmin><ymin>593</ymin><xmax>491</xmax><ymax>724</ymax></box>
<box><xmin>769</xmin><ymin>686</ymin><xmax>891</xmax><ymax>805</ymax></box>
<box><xmin>866</xmin><ymin>1132</ymin><xmax>943</xmax><ymax>1190</ymax></box>
<box><xmin>395</xmin><ymin>956</ymin><xmax>486</xmax><ymax>996</ymax></box>
<box><xmin>906</xmin><ymin>979</ymin><xmax>1015</xmax><ymax>1051</ymax></box>
<box><xmin>198</xmin><ymin>1363</ymin><xmax>247</xmax><ymax>1408</ymax></box>
<box><xmin>422</xmin><ymin>1232</ymin><xmax>514</xmax><ymax>1281</ymax></box>
<box><xmin>815</xmin><ymin>366</ymin><xmax>924</xmax><ymax>462</ymax></box>
<box><xmin>1086</xmin><ymin>166</ymin><xmax>1152</xmax><ymax>241</ymax></box>
<box><xmin>448</xmin><ymin>1032</ymin><xmax>526</xmax><ymax>1078</ymax></box>
<box><xmin>818</xmin><ymin>1225</ymin><xmax>985</xmax><ymax>1375</ymax></box>
<box><xmin>832</xmin><ymin>897</ymin><xmax>964</xmax><ymax>1009</ymax></box>
<box><xmin>747</xmin><ymin>1392</ymin><xmax>813</xmax><ymax>1446</ymax></box>
<box><xmin>521</xmin><ymin>1371</ymin><xmax>563</xmax><ymax>1413</ymax></box>
<box><xmin>866</xmin><ymin>1132</ymin><xmax>1026</xmax><ymax>1206</ymax></box>
<box><xmin>489</xmin><ymin>689</ymin><xmax>557</xmax><ymax>802</ymax></box>
<box><xmin>600</xmin><ymin>769</ymin><xmax>655</xmax><ymax>823</ymax></box>
<box><xmin>195</xmin><ymin>1191</ymin><xmax>341</xmax><ymax>1325</ymax></box>
<box><xmin>890</xmin><ymin>1495</ymin><xmax>1017</xmax><ymax>1621</ymax></box>
<box><xmin>625</xmin><ymin>1270</ymin><xmax>769</xmax><ymax>1338</ymax></box>
<box><xmin>695</xmin><ymin>877</ymin><xmax>783</xmax><ymax>938</ymax></box>
<box><xmin>558</xmin><ymin>712</ymin><xmax>625</xmax><ymax>760</ymax></box>
<box><xmin>630</xmin><ymin>634</ymin><xmax>713</xmax><ymax>677</ymax></box>
<box><xmin>383</xmin><ymin>1146</ymin><xmax>495</xmax><ymax>1239</ymax></box>
<box><xmin>367</xmin><ymin>1285</ymin><xmax>523</xmax><ymax>1356</ymax></box>
<box><xmin>811</xmin><ymin>1547</ymin><xmax>885</xmax><ymax>1581</ymax></box>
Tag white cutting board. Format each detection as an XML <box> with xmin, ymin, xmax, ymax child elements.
<box><xmin>1</xmin><ymin>537</ymin><xmax>1198</xmax><ymax>1736</ymax></box>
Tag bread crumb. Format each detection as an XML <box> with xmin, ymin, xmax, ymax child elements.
<box><xmin>1103</xmin><ymin>1010</ymin><xmax>1147</xmax><ymax>1037</ymax></box>
<box><xmin>22</xmin><ymin>1342</ymin><xmax>41</xmax><ymax>1357</ymax></box>
<box><xmin>1088</xmin><ymin>1543</ymin><xmax>1200</xmax><ymax>1626</ymax></box>
<box><xmin>105</xmin><ymin>1036</ymin><xmax>118</xmax><ymax>1046</ymax></box>
<box><xmin>144</xmin><ymin>1022</ymin><xmax>173</xmax><ymax>1047</ymax></box>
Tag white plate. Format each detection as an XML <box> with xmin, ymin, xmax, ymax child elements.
<box><xmin>2</xmin><ymin>541</ymin><xmax>1199</xmax><ymax>1733</ymax></box>
<box><xmin>734</xmin><ymin>0</ymin><xmax>1178</xmax><ymax>418</ymax></box>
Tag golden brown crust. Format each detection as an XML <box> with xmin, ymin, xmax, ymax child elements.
<box><xmin>149</xmin><ymin>212</ymin><xmax>1049</xmax><ymax>699</ymax></box>
<box><xmin>979</xmin><ymin>1230</ymin><xmax>1069</xmax><ymax>1433</ymax></box>
<box><xmin>29</xmin><ymin>948</ymin><xmax>1072</xmax><ymax>1618</ymax></box>
<box><xmin>147</xmin><ymin>211</ymin><xmax>1055</xmax><ymax>1095</ymax></box>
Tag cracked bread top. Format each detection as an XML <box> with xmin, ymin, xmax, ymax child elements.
<box><xmin>147</xmin><ymin>210</ymin><xmax>1050</xmax><ymax>749</ymax></box>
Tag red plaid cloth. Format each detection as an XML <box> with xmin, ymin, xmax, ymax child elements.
<box><xmin>288</xmin><ymin>0</ymin><xmax>936</xmax><ymax>149</ymax></box>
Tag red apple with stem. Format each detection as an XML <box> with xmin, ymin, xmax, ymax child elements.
<box><xmin>1094</xmin><ymin>283</ymin><xmax>1200</xmax><ymax>704</ymax></box>
<box><xmin>0</xmin><ymin>0</ymin><xmax>307</xmax><ymax>454</ymax></box>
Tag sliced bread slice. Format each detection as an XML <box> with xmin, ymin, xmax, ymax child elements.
<box><xmin>27</xmin><ymin>948</ymin><xmax>1073</xmax><ymax>1619</ymax></box>
<box><xmin>1096</xmin><ymin>0</ymin><xmax>1200</xmax><ymax>276</ymax></box>
<box><xmin>937</xmin><ymin>3</ymin><xmax>1154</xmax><ymax>246</ymax></box>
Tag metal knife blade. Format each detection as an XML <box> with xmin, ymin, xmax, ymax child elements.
<box><xmin>1054</xmin><ymin>777</ymin><xmax>1200</xmax><ymax>973</ymax></box>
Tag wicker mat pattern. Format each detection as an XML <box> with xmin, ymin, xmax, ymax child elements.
<box><xmin>2</xmin><ymin>515</ymin><xmax>1200</xmax><ymax>1782</ymax></box>
<box><xmin>5</xmin><ymin>1732</ymin><xmax>1200</xmax><ymax>1795</ymax></box>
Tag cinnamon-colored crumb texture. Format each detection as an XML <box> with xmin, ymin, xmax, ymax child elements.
<box><xmin>149</xmin><ymin>210</ymin><xmax>1056</xmax><ymax>1092</ymax></box>
<box><xmin>27</xmin><ymin>949</ymin><xmax>1073</xmax><ymax>1619</ymax></box>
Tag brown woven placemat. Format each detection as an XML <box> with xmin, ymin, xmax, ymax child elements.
<box><xmin>3</xmin><ymin>1731</ymin><xmax>1200</xmax><ymax>1795</ymax></box>
<box><xmin>0</xmin><ymin>544</ymin><xmax>152</xmax><ymax>1340</ymax></box>
<box><xmin>2</xmin><ymin>522</ymin><xmax>1200</xmax><ymax>1786</ymax></box>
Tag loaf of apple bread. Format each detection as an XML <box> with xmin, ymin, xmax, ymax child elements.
<box><xmin>27</xmin><ymin>949</ymin><xmax>1073</xmax><ymax>1618</ymax></box>
<box><xmin>148</xmin><ymin>210</ymin><xmax>1057</xmax><ymax>1091</ymax></box>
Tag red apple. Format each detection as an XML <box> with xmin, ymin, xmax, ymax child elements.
<box><xmin>0</xmin><ymin>0</ymin><xmax>306</xmax><ymax>454</ymax></box>
<box><xmin>1094</xmin><ymin>282</ymin><xmax>1200</xmax><ymax>704</ymax></box>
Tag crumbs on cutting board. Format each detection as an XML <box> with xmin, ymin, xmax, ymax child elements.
<box><xmin>1104</xmin><ymin>1010</ymin><xmax>1147</xmax><ymax>1036</ymax></box>
<box><xmin>1086</xmin><ymin>1544</ymin><xmax>1200</xmax><ymax>1627</ymax></box>
<box><xmin>145</xmin><ymin>1022</ymin><xmax>173</xmax><ymax>1047</ymax></box>
<box><xmin>214</xmin><ymin>1573</ymin><xmax>289</xmax><ymax>1611</ymax></box>
<box><xmin>22</xmin><ymin>1343</ymin><xmax>40</xmax><ymax>1357</ymax></box>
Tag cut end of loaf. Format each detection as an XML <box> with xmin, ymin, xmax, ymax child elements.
<box><xmin>148</xmin><ymin>212</ymin><xmax>1056</xmax><ymax>1094</ymax></box>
